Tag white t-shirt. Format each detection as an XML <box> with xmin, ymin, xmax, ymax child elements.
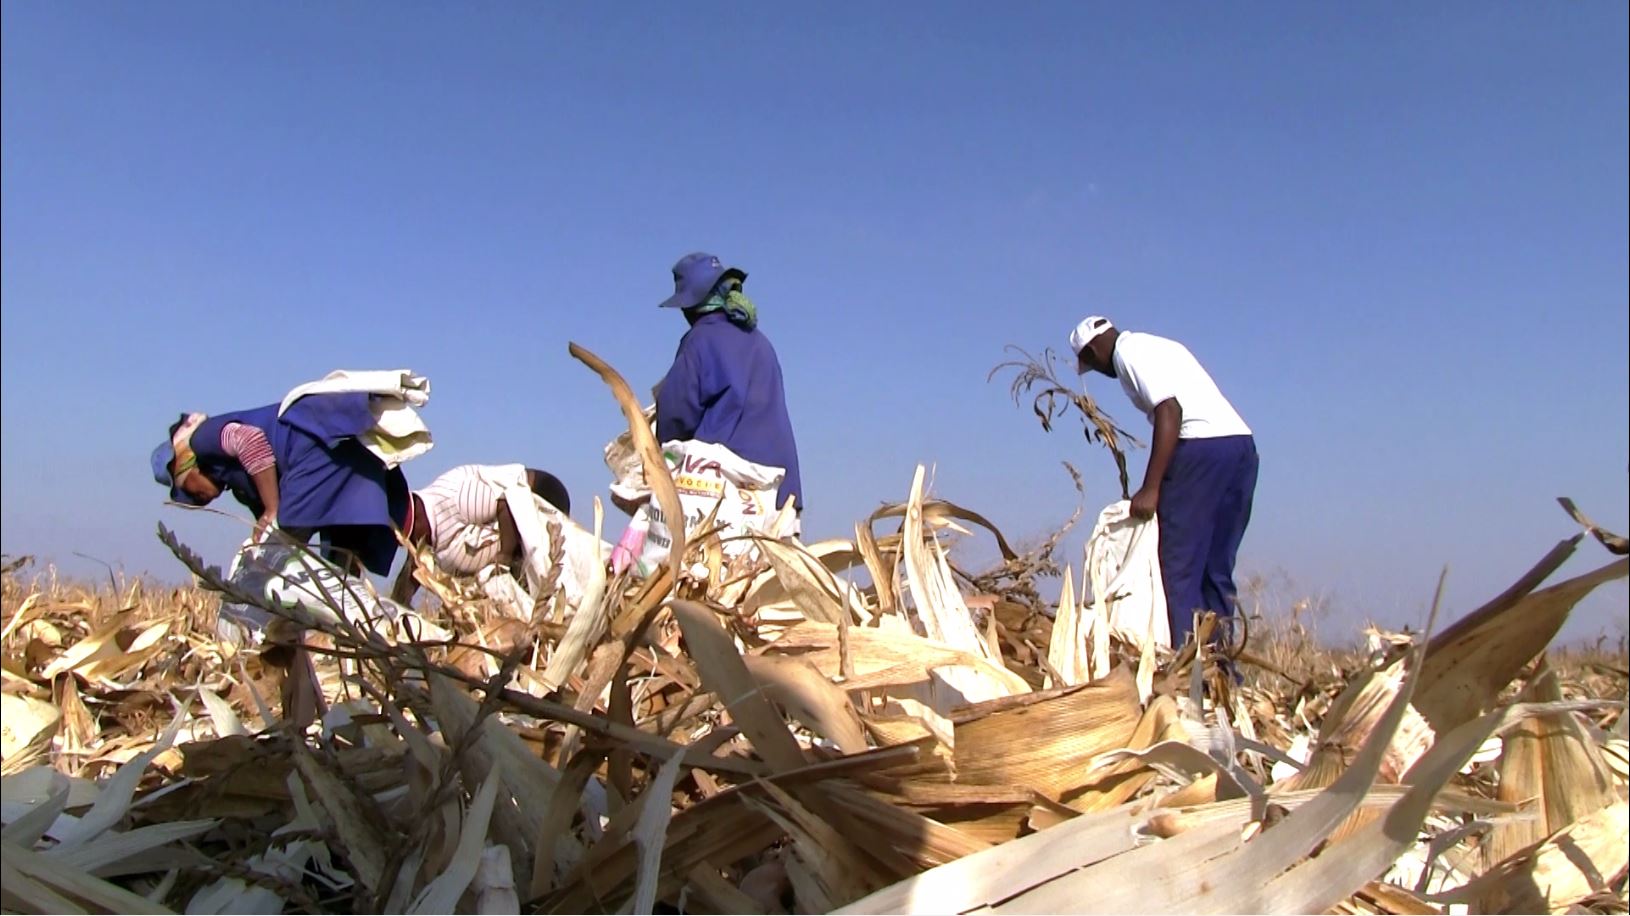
<box><xmin>1111</xmin><ymin>332</ymin><xmax>1251</xmax><ymax>439</ymax></box>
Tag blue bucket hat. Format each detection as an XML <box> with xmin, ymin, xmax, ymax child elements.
<box><xmin>658</xmin><ymin>252</ymin><xmax>747</xmax><ymax>310</ymax></box>
<box><xmin>151</xmin><ymin>441</ymin><xmax>175</xmax><ymax>488</ymax></box>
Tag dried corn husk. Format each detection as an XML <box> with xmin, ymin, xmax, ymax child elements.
<box><xmin>0</xmin><ymin>350</ymin><xmax>1624</xmax><ymax>915</ymax></box>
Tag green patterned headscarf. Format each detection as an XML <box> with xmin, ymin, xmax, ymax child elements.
<box><xmin>690</xmin><ymin>276</ymin><xmax>758</xmax><ymax>330</ymax></box>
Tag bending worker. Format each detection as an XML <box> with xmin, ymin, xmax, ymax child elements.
<box><xmin>151</xmin><ymin>391</ymin><xmax>412</xmax><ymax>577</ymax></box>
<box><xmin>392</xmin><ymin>463</ymin><xmax>572</xmax><ymax>605</ymax></box>
<box><xmin>654</xmin><ymin>251</ymin><xmax>803</xmax><ymax>520</ymax></box>
<box><xmin>152</xmin><ymin>385</ymin><xmax>425</xmax><ymax>727</ymax></box>
<box><xmin>1070</xmin><ymin>315</ymin><xmax>1258</xmax><ymax>645</ymax></box>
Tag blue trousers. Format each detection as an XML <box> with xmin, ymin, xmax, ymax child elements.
<box><xmin>1157</xmin><ymin>435</ymin><xmax>1259</xmax><ymax>644</ymax></box>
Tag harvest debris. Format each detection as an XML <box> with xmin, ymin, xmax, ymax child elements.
<box><xmin>2</xmin><ymin>349</ymin><xmax>1626</xmax><ymax>915</ymax></box>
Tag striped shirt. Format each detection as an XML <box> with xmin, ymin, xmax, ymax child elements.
<box><xmin>416</xmin><ymin>464</ymin><xmax>527</xmax><ymax>576</ymax></box>
<box><xmin>219</xmin><ymin>423</ymin><xmax>275</xmax><ymax>475</ymax></box>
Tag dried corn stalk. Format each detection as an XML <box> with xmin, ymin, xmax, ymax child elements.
<box><xmin>1</xmin><ymin>350</ymin><xmax>1626</xmax><ymax>915</ymax></box>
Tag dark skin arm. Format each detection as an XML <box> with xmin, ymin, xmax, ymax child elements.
<box><xmin>498</xmin><ymin>469</ymin><xmax>558</xmax><ymax>578</ymax></box>
<box><xmin>389</xmin><ymin>493</ymin><xmax>430</xmax><ymax>607</ymax></box>
<box><xmin>496</xmin><ymin>496</ymin><xmax>525</xmax><ymax>579</ymax></box>
<box><xmin>250</xmin><ymin>466</ymin><xmax>280</xmax><ymax>538</ymax></box>
<box><xmin>1130</xmin><ymin>398</ymin><xmax>1182</xmax><ymax>519</ymax></box>
<box><xmin>389</xmin><ymin>561</ymin><xmax>420</xmax><ymax>606</ymax></box>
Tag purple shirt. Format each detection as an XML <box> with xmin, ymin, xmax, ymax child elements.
<box><xmin>656</xmin><ymin>312</ymin><xmax>803</xmax><ymax>511</ymax></box>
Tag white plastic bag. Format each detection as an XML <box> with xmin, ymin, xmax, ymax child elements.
<box><xmin>621</xmin><ymin>440</ymin><xmax>791</xmax><ymax>576</ymax></box>
<box><xmin>1085</xmin><ymin>500</ymin><xmax>1171</xmax><ymax>651</ymax></box>
<box><xmin>603</xmin><ymin>406</ymin><xmax>657</xmax><ymax>507</ymax></box>
<box><xmin>219</xmin><ymin>538</ymin><xmax>450</xmax><ymax>644</ymax></box>
<box><xmin>278</xmin><ymin>369</ymin><xmax>435</xmax><ymax>469</ymax></box>
<box><xmin>499</xmin><ymin>485</ymin><xmax>608</xmax><ymax>614</ymax></box>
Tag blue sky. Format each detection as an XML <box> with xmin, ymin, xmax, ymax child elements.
<box><xmin>3</xmin><ymin>3</ymin><xmax>1626</xmax><ymax>641</ymax></box>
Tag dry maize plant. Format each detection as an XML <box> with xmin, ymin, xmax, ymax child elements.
<box><xmin>1</xmin><ymin>343</ymin><xmax>1626</xmax><ymax>915</ymax></box>
<box><xmin>989</xmin><ymin>345</ymin><xmax>1141</xmax><ymax>500</ymax></box>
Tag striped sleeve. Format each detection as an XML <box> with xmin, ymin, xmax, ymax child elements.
<box><xmin>219</xmin><ymin>423</ymin><xmax>276</xmax><ymax>475</ymax></box>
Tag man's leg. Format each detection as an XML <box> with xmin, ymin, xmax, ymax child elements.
<box><xmin>1199</xmin><ymin>438</ymin><xmax>1259</xmax><ymax>636</ymax></box>
<box><xmin>1157</xmin><ymin>440</ymin><xmax>1220</xmax><ymax>646</ymax></box>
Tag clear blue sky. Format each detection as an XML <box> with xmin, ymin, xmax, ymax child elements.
<box><xmin>3</xmin><ymin>3</ymin><xmax>1626</xmax><ymax>641</ymax></box>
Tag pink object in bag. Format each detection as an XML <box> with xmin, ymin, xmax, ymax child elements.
<box><xmin>610</xmin><ymin>517</ymin><xmax>649</xmax><ymax>575</ymax></box>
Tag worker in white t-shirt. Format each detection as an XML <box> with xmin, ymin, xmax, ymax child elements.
<box><xmin>1070</xmin><ymin>316</ymin><xmax>1259</xmax><ymax>646</ymax></box>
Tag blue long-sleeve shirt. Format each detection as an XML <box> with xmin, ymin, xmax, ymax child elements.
<box><xmin>655</xmin><ymin>312</ymin><xmax>803</xmax><ymax>511</ymax></box>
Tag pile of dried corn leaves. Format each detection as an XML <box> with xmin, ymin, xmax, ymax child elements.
<box><xmin>3</xmin><ymin>357</ymin><xmax>1628</xmax><ymax>915</ymax></box>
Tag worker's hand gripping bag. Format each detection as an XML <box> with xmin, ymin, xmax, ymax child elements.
<box><xmin>609</xmin><ymin>439</ymin><xmax>790</xmax><ymax>576</ymax></box>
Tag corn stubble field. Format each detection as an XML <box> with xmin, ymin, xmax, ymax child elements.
<box><xmin>1</xmin><ymin>348</ymin><xmax>1627</xmax><ymax>915</ymax></box>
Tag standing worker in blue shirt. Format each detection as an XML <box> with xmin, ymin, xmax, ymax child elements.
<box><xmin>654</xmin><ymin>252</ymin><xmax>803</xmax><ymax>521</ymax></box>
<box><xmin>1070</xmin><ymin>315</ymin><xmax>1258</xmax><ymax>646</ymax></box>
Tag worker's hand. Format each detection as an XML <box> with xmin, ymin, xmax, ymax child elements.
<box><xmin>1129</xmin><ymin>486</ymin><xmax>1160</xmax><ymax>520</ymax></box>
<box><xmin>254</xmin><ymin>513</ymin><xmax>277</xmax><ymax>541</ymax></box>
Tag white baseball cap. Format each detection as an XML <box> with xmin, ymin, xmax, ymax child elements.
<box><xmin>1069</xmin><ymin>316</ymin><xmax>1114</xmax><ymax>355</ymax></box>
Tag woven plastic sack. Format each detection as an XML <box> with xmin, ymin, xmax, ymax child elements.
<box><xmin>219</xmin><ymin>537</ymin><xmax>449</xmax><ymax>645</ymax></box>
<box><xmin>617</xmin><ymin>440</ymin><xmax>791</xmax><ymax>576</ymax></box>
